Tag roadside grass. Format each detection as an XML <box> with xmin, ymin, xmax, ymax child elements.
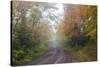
<box><xmin>12</xmin><ymin>43</ymin><xmax>49</xmax><ymax>65</ymax></box>
<box><xmin>61</xmin><ymin>39</ymin><xmax>97</xmax><ymax>62</ymax></box>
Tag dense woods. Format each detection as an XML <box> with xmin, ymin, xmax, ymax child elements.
<box><xmin>57</xmin><ymin>4</ymin><xmax>97</xmax><ymax>61</ymax></box>
<box><xmin>11</xmin><ymin>1</ymin><xmax>54</xmax><ymax>65</ymax></box>
<box><xmin>11</xmin><ymin>1</ymin><xmax>97</xmax><ymax>66</ymax></box>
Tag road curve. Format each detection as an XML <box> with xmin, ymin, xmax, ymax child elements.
<box><xmin>21</xmin><ymin>39</ymin><xmax>75</xmax><ymax>66</ymax></box>
<box><xmin>21</xmin><ymin>48</ymin><xmax>74</xmax><ymax>66</ymax></box>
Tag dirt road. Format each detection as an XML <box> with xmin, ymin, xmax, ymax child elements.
<box><xmin>24</xmin><ymin>48</ymin><xmax>73</xmax><ymax>65</ymax></box>
<box><xmin>21</xmin><ymin>39</ymin><xmax>75</xmax><ymax>65</ymax></box>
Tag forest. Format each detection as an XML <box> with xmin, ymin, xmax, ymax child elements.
<box><xmin>11</xmin><ymin>1</ymin><xmax>97</xmax><ymax>66</ymax></box>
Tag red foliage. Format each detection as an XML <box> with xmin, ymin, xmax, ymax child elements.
<box><xmin>71</xmin><ymin>32</ymin><xmax>79</xmax><ymax>38</ymax></box>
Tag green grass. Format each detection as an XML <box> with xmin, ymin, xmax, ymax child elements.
<box><xmin>12</xmin><ymin>43</ymin><xmax>49</xmax><ymax>65</ymax></box>
<box><xmin>62</xmin><ymin>39</ymin><xmax>97</xmax><ymax>62</ymax></box>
